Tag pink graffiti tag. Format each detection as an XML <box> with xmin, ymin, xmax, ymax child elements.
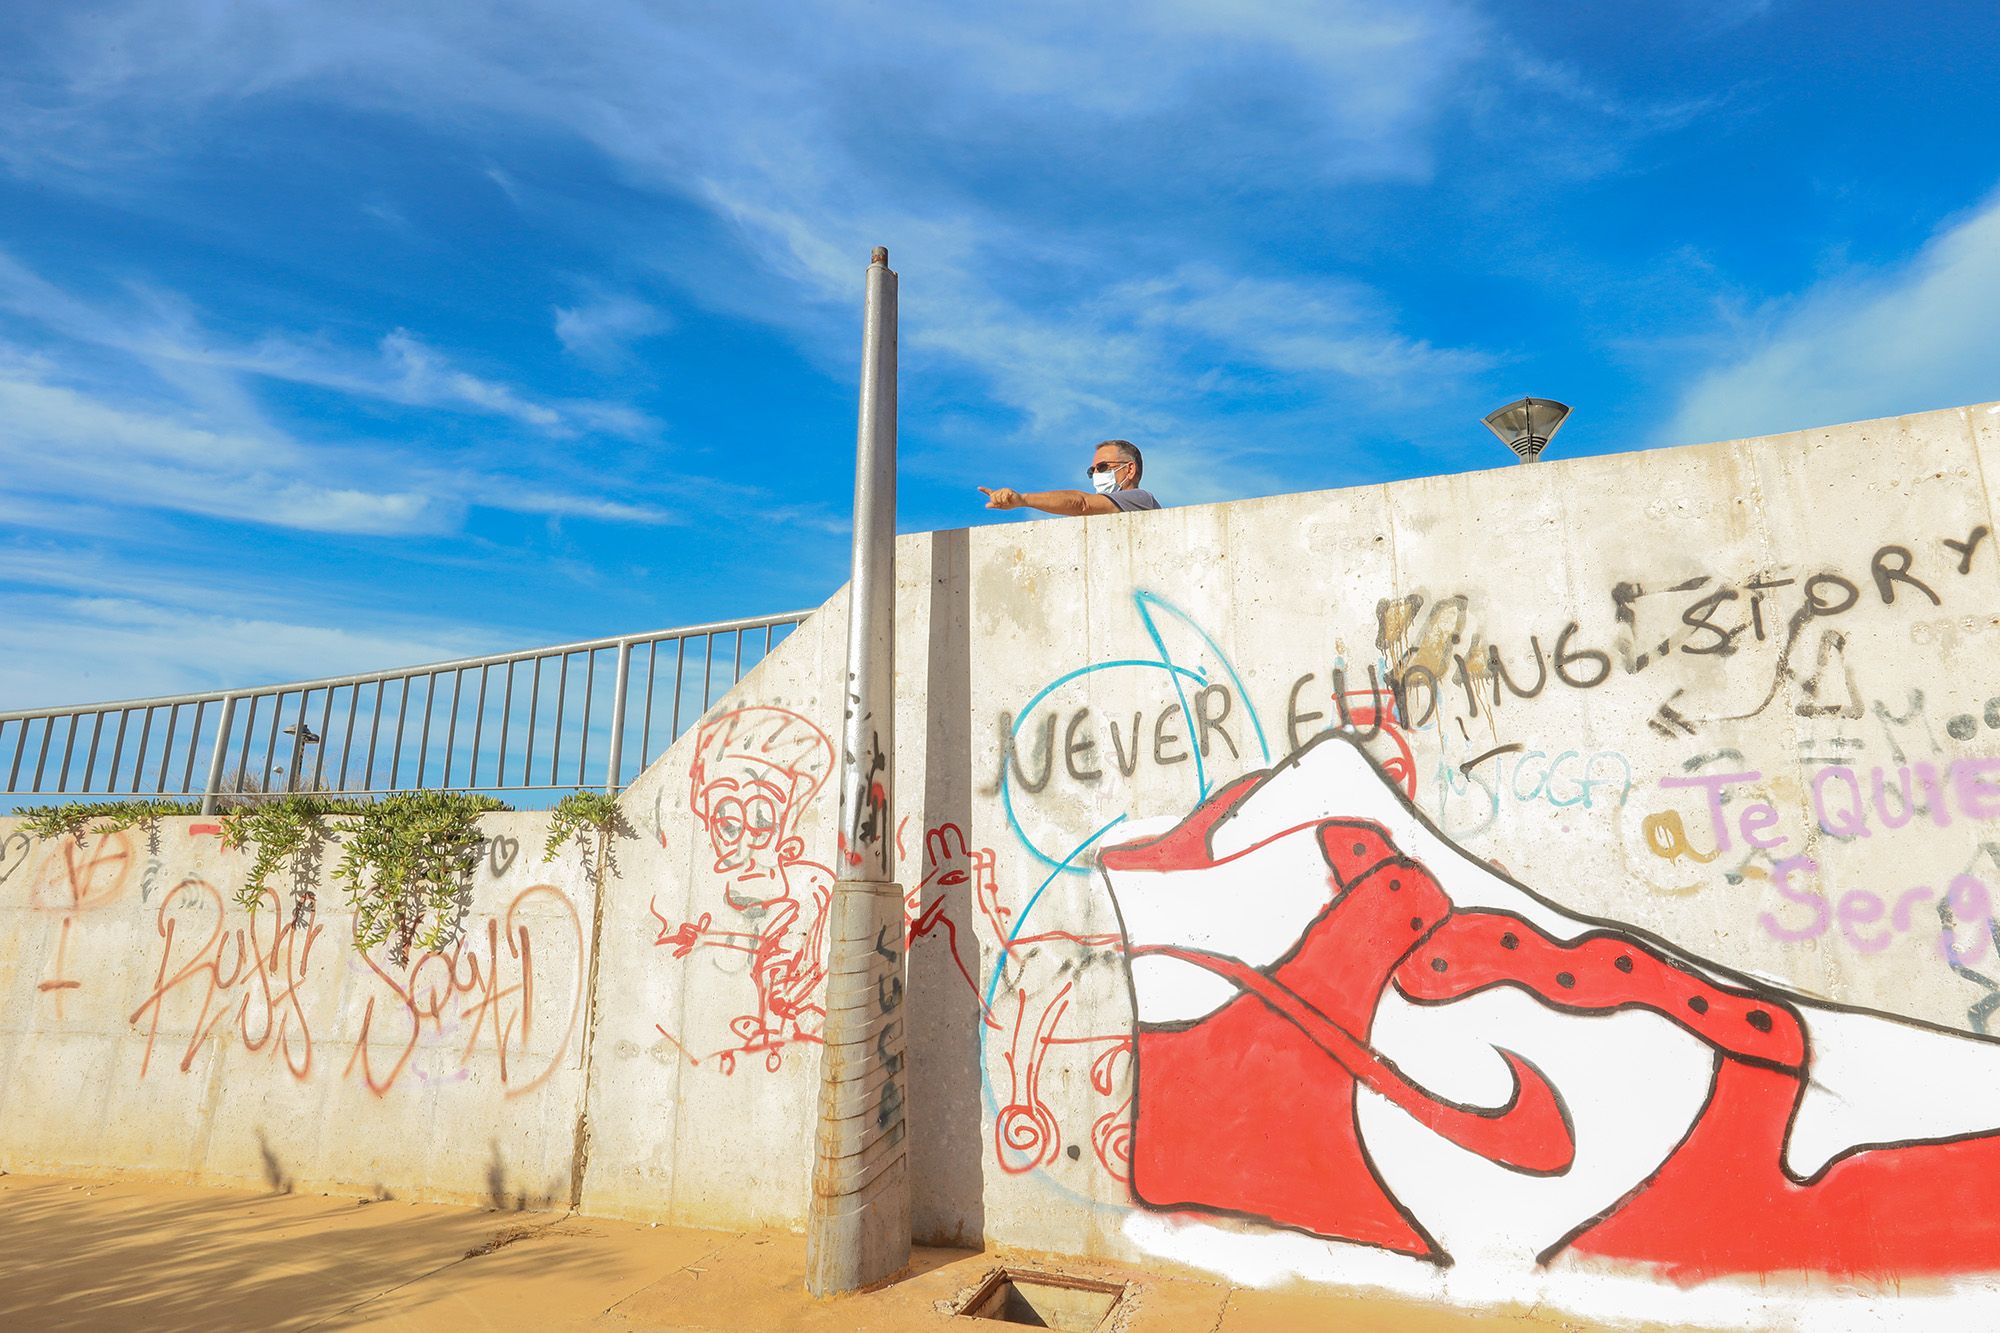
<box><xmin>129</xmin><ymin>881</ymin><xmax>322</xmax><ymax>1079</ymax></box>
<box><xmin>347</xmin><ymin>884</ymin><xmax>583</xmax><ymax>1097</ymax></box>
<box><xmin>32</xmin><ymin>831</ymin><xmax>135</xmax><ymax>1016</ymax></box>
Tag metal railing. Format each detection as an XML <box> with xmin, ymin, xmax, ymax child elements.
<box><xmin>0</xmin><ymin>609</ymin><xmax>811</xmax><ymax>812</ymax></box>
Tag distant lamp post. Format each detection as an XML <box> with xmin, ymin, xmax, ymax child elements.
<box><xmin>282</xmin><ymin>723</ymin><xmax>321</xmax><ymax>793</ymax></box>
<box><xmin>1482</xmin><ymin>397</ymin><xmax>1571</xmax><ymax>463</ymax></box>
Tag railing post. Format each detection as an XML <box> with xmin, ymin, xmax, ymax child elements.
<box><xmin>604</xmin><ymin>640</ymin><xmax>632</xmax><ymax>794</ymax></box>
<box><xmin>805</xmin><ymin>246</ymin><xmax>908</xmax><ymax>1297</ymax></box>
<box><xmin>199</xmin><ymin>694</ymin><xmax>238</xmax><ymax>816</ymax></box>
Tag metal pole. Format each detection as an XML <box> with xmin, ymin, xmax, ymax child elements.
<box><xmin>286</xmin><ymin>692</ymin><xmax>310</xmax><ymax>793</ymax></box>
<box><xmin>604</xmin><ymin>640</ymin><xmax>632</xmax><ymax>794</ymax></box>
<box><xmin>805</xmin><ymin>246</ymin><xmax>908</xmax><ymax>1297</ymax></box>
<box><xmin>199</xmin><ymin>695</ymin><xmax>238</xmax><ymax>816</ymax></box>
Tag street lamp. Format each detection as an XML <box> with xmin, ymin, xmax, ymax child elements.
<box><xmin>281</xmin><ymin>723</ymin><xmax>321</xmax><ymax>793</ymax></box>
<box><xmin>804</xmin><ymin>246</ymin><xmax>909</xmax><ymax>1297</ymax></box>
<box><xmin>1482</xmin><ymin>397</ymin><xmax>1571</xmax><ymax>463</ymax></box>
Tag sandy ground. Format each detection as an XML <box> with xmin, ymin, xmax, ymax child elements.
<box><xmin>0</xmin><ymin>1171</ymin><xmax>1622</xmax><ymax>1331</ymax></box>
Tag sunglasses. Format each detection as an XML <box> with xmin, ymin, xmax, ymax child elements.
<box><xmin>1086</xmin><ymin>460</ymin><xmax>1127</xmax><ymax>477</ymax></box>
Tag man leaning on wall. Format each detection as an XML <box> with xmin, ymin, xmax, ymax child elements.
<box><xmin>980</xmin><ymin>438</ymin><xmax>1161</xmax><ymax>517</ymax></box>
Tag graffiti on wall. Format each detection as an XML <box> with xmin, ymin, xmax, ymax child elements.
<box><xmin>984</xmin><ymin>596</ymin><xmax>1453</xmax><ymax>1194</ymax></box>
<box><xmin>1101</xmin><ymin>731</ymin><xmax>2000</xmax><ymax>1279</ymax></box>
<box><xmin>1</xmin><ymin>825</ymin><xmax>584</xmax><ymax>1098</ymax></box>
<box><xmin>126</xmin><ymin>876</ymin><xmax>584</xmax><ymax>1096</ymax></box>
<box><xmin>969</xmin><ymin>518</ymin><xmax>2000</xmax><ymax>1232</ymax></box>
<box><xmin>26</xmin><ymin>829</ymin><xmax>134</xmax><ymax>1016</ymax></box>
<box><xmin>908</xmin><ymin>822</ymin><xmax>1128</xmax><ymax>1180</ymax></box>
<box><xmin>636</xmin><ymin>693</ymin><xmax>1143</xmax><ymax>1182</ymax></box>
<box><xmin>994</xmin><ymin>591</ymin><xmax>1272</xmax><ymax>882</ymax></box>
<box><xmin>1340</xmin><ymin>529</ymin><xmax>1993</xmax><ymax>746</ymax></box>
<box><xmin>375</xmin><ymin>498</ymin><xmax>2000</xmax><ymax>1276</ymax></box>
<box><xmin>649</xmin><ymin>706</ymin><xmax>836</xmax><ymax>1073</ymax></box>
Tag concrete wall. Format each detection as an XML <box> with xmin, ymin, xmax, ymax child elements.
<box><xmin>580</xmin><ymin>399</ymin><xmax>2000</xmax><ymax>1327</ymax></box>
<box><xmin>0</xmin><ymin>812</ymin><xmax>599</xmax><ymax>1208</ymax></box>
<box><xmin>11</xmin><ymin>401</ymin><xmax>2000</xmax><ymax>1325</ymax></box>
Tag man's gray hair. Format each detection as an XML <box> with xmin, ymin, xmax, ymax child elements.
<box><xmin>1098</xmin><ymin>439</ymin><xmax>1143</xmax><ymax>484</ymax></box>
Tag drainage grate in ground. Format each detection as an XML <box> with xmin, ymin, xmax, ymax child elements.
<box><xmin>953</xmin><ymin>1268</ymin><xmax>1129</xmax><ymax>1330</ymax></box>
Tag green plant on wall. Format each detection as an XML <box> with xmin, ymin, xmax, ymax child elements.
<box><xmin>18</xmin><ymin>785</ymin><xmax>627</xmax><ymax>959</ymax></box>
<box><xmin>544</xmin><ymin>789</ymin><xmax>630</xmax><ymax>889</ymax></box>
<box><xmin>327</xmin><ymin>792</ymin><xmax>510</xmax><ymax>956</ymax></box>
<box><xmin>220</xmin><ymin>792</ymin><xmax>507</xmax><ymax>958</ymax></box>
<box><xmin>220</xmin><ymin>795</ymin><xmax>353</xmax><ymax>922</ymax></box>
<box><xmin>19</xmin><ymin>799</ymin><xmax>202</xmax><ymax>849</ymax></box>
<box><xmin>544</xmin><ymin>790</ymin><xmax>621</xmax><ymax>860</ymax></box>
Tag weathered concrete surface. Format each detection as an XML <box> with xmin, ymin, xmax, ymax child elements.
<box><xmin>0</xmin><ymin>1172</ymin><xmax>1638</xmax><ymax>1331</ymax></box>
<box><xmin>0</xmin><ymin>812</ymin><xmax>600</xmax><ymax>1207</ymax></box>
<box><xmin>14</xmin><ymin>401</ymin><xmax>2000</xmax><ymax>1327</ymax></box>
<box><xmin>579</xmin><ymin>400</ymin><xmax>2000</xmax><ymax>1327</ymax></box>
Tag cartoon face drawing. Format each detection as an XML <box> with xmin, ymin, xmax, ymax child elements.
<box><xmin>689</xmin><ymin>707</ymin><xmax>833</xmax><ymax>906</ymax></box>
<box><xmin>651</xmin><ymin>706</ymin><xmax>841</xmax><ymax>1072</ymax></box>
<box><xmin>699</xmin><ymin>775</ymin><xmax>788</xmax><ymax>875</ymax></box>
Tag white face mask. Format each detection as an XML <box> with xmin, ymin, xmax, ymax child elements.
<box><xmin>1091</xmin><ymin>466</ymin><xmax>1121</xmax><ymax>494</ymax></box>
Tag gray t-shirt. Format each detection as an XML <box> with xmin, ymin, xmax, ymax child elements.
<box><xmin>1108</xmin><ymin>487</ymin><xmax>1160</xmax><ymax>512</ymax></box>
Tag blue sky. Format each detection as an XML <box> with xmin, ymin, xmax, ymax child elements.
<box><xmin>2</xmin><ymin>1</ymin><xmax>1998</xmax><ymax>708</ymax></box>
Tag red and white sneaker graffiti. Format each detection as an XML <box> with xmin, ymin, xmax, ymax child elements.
<box><xmin>1101</xmin><ymin>731</ymin><xmax>2000</xmax><ymax>1281</ymax></box>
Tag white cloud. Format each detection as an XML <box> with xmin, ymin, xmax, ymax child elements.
<box><xmin>0</xmin><ymin>588</ymin><xmax>490</xmax><ymax>709</ymax></box>
<box><xmin>0</xmin><ymin>540</ymin><xmax>503</xmax><ymax>708</ymax></box>
<box><xmin>0</xmin><ymin>246</ymin><xmax>649</xmax><ymax>439</ymax></box>
<box><xmin>877</xmin><ymin>257</ymin><xmax>1495</xmax><ymax>503</ymax></box>
<box><xmin>0</xmin><ymin>0</ymin><xmax>1496</xmax><ymax>485</ymax></box>
<box><xmin>484</xmin><ymin>165</ymin><xmax>523</xmax><ymax>203</ymax></box>
<box><xmin>1662</xmin><ymin>194</ymin><xmax>2000</xmax><ymax>446</ymax></box>
<box><xmin>1121</xmin><ymin>265</ymin><xmax>1494</xmax><ymax>386</ymax></box>
<box><xmin>0</xmin><ymin>248</ymin><xmax>673</xmax><ymax>534</ymax></box>
<box><xmin>0</xmin><ymin>356</ymin><xmax>675</xmax><ymax>535</ymax></box>
<box><xmin>376</xmin><ymin>329</ymin><xmax>563</xmax><ymax>431</ymax></box>
<box><xmin>207</xmin><ymin>326</ymin><xmax>654</xmax><ymax>438</ymax></box>
<box><xmin>479</xmin><ymin>486</ymin><xmax>674</xmax><ymax>525</ymax></box>
<box><xmin>0</xmin><ymin>375</ymin><xmax>440</xmax><ymax>535</ymax></box>
<box><xmin>361</xmin><ymin>198</ymin><xmax>410</xmax><ymax>230</ymax></box>
<box><xmin>0</xmin><ymin>357</ymin><xmax>677</xmax><ymax>534</ymax></box>
<box><xmin>554</xmin><ymin>292</ymin><xmax>668</xmax><ymax>369</ymax></box>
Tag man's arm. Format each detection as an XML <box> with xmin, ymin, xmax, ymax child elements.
<box><xmin>979</xmin><ymin>486</ymin><xmax>1118</xmax><ymax>516</ymax></box>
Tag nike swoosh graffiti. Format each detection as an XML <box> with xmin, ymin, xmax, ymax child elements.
<box><xmin>1130</xmin><ymin>943</ymin><xmax>1577</xmax><ymax>1176</ymax></box>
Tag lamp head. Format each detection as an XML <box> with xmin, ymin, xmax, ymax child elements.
<box><xmin>1482</xmin><ymin>397</ymin><xmax>1572</xmax><ymax>463</ymax></box>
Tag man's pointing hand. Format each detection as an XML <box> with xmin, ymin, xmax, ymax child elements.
<box><xmin>980</xmin><ymin>486</ymin><xmax>1022</xmax><ymax>510</ymax></box>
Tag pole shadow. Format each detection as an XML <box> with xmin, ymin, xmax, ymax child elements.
<box><xmin>907</xmin><ymin>526</ymin><xmax>986</xmax><ymax>1248</ymax></box>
